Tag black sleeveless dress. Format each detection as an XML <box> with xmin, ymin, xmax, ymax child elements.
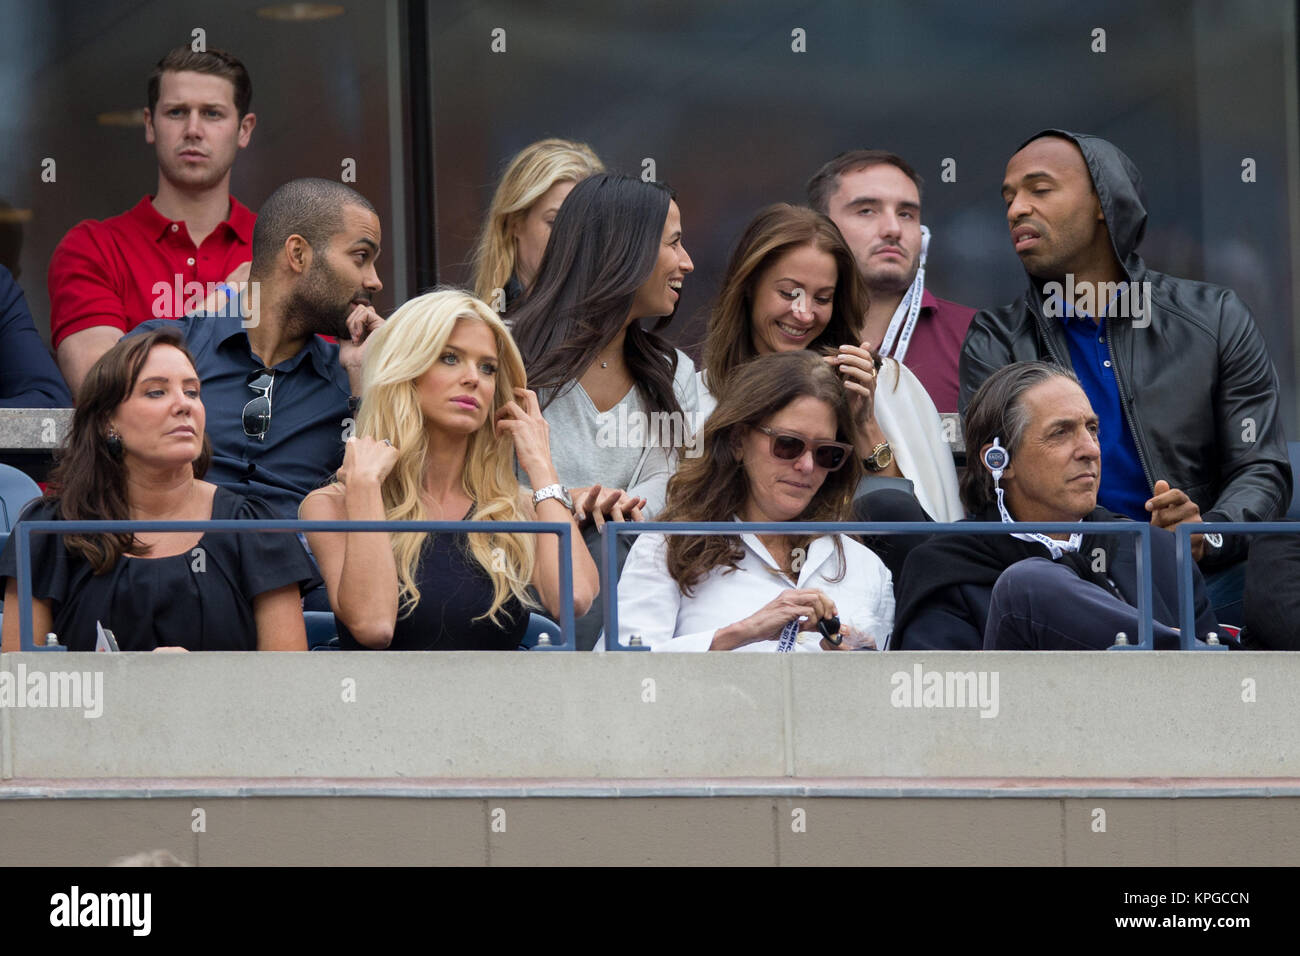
<box><xmin>337</xmin><ymin>510</ymin><xmax>529</xmax><ymax>651</ymax></box>
<box><xmin>0</xmin><ymin>488</ymin><xmax>320</xmax><ymax>650</ymax></box>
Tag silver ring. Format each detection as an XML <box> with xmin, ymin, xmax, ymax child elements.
<box><xmin>381</xmin><ymin>438</ymin><xmax>393</xmax><ymax>446</ymax></box>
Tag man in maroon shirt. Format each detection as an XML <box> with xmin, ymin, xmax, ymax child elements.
<box><xmin>48</xmin><ymin>47</ymin><xmax>257</xmax><ymax>399</ymax></box>
<box><xmin>808</xmin><ymin>150</ymin><xmax>975</xmax><ymax>413</ymax></box>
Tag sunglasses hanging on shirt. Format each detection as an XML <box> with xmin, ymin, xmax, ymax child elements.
<box><xmin>243</xmin><ymin>368</ymin><xmax>275</xmax><ymax>441</ymax></box>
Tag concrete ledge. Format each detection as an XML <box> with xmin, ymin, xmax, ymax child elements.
<box><xmin>2</xmin><ymin>793</ymin><xmax>1298</xmax><ymax>866</ymax></box>
<box><xmin>4</xmin><ymin>651</ymin><xmax>1295</xmax><ymax>781</ymax></box>
<box><xmin>5</xmin><ymin>776</ymin><xmax>1300</xmax><ymax>799</ymax></box>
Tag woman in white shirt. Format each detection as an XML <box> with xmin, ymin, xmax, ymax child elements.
<box><xmin>617</xmin><ymin>351</ymin><xmax>894</xmax><ymax>651</ymax></box>
<box><xmin>698</xmin><ymin>204</ymin><xmax>961</xmax><ymax>527</ymax></box>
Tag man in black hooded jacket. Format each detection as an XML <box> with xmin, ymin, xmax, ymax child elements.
<box><xmin>960</xmin><ymin>131</ymin><xmax>1290</xmax><ymax>605</ymax></box>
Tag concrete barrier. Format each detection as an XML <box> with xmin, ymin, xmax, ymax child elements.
<box><xmin>4</xmin><ymin>652</ymin><xmax>1296</xmax><ymax>864</ymax></box>
<box><xmin>3</xmin><ymin>651</ymin><xmax>1295</xmax><ymax>780</ymax></box>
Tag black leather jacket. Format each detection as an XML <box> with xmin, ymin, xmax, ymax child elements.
<box><xmin>960</xmin><ymin>129</ymin><xmax>1291</xmax><ymax>564</ymax></box>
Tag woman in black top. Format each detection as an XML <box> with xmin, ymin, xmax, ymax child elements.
<box><xmin>0</xmin><ymin>328</ymin><xmax>317</xmax><ymax>651</ymax></box>
<box><xmin>300</xmin><ymin>289</ymin><xmax>598</xmax><ymax>650</ymax></box>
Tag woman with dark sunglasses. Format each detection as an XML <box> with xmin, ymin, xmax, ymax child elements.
<box><xmin>0</xmin><ymin>328</ymin><xmax>317</xmax><ymax>651</ymax></box>
<box><xmin>613</xmin><ymin>351</ymin><xmax>894</xmax><ymax>651</ymax></box>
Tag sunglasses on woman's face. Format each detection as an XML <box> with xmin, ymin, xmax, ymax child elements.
<box><xmin>754</xmin><ymin>426</ymin><xmax>854</xmax><ymax>471</ymax></box>
<box><xmin>243</xmin><ymin>369</ymin><xmax>275</xmax><ymax>441</ymax></box>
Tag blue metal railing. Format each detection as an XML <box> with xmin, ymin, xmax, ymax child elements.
<box><xmin>12</xmin><ymin>519</ymin><xmax>576</xmax><ymax>652</ymax></box>
<box><xmin>1176</xmin><ymin>521</ymin><xmax>1298</xmax><ymax>646</ymax></box>
<box><xmin>601</xmin><ymin>520</ymin><xmax>1157</xmax><ymax>650</ymax></box>
<box><xmin>12</xmin><ymin>516</ymin><xmax>1282</xmax><ymax>652</ymax></box>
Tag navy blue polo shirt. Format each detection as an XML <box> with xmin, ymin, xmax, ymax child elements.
<box><xmin>1054</xmin><ymin>296</ymin><xmax>1149</xmax><ymax>521</ymax></box>
<box><xmin>128</xmin><ymin>313</ymin><xmax>353</xmax><ymax>518</ymax></box>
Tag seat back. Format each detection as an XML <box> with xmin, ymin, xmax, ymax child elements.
<box><xmin>303</xmin><ymin>610</ymin><xmax>340</xmax><ymax>650</ymax></box>
<box><xmin>1289</xmin><ymin>442</ymin><xmax>1300</xmax><ymax>520</ymax></box>
<box><xmin>0</xmin><ymin>464</ymin><xmax>41</xmax><ymax>532</ymax></box>
<box><xmin>519</xmin><ymin>612</ymin><xmax>561</xmax><ymax>649</ymax></box>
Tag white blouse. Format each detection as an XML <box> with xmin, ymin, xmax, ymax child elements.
<box><xmin>614</xmin><ymin>528</ymin><xmax>894</xmax><ymax>652</ymax></box>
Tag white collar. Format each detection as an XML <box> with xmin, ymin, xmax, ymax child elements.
<box><xmin>732</xmin><ymin>517</ymin><xmax>837</xmax><ymax>584</ymax></box>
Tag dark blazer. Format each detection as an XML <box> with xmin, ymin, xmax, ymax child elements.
<box><xmin>0</xmin><ymin>266</ymin><xmax>71</xmax><ymax>408</ymax></box>
<box><xmin>892</xmin><ymin>505</ymin><xmax>1217</xmax><ymax>649</ymax></box>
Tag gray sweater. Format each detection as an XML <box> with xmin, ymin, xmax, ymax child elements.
<box><xmin>534</xmin><ymin>350</ymin><xmax>700</xmax><ymax>518</ymax></box>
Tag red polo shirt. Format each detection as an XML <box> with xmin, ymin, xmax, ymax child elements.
<box><xmin>896</xmin><ymin>289</ymin><xmax>976</xmax><ymax>414</ymax></box>
<box><xmin>47</xmin><ymin>195</ymin><xmax>255</xmax><ymax>348</ymax></box>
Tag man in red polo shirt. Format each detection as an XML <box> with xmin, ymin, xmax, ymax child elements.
<box><xmin>48</xmin><ymin>47</ymin><xmax>257</xmax><ymax>399</ymax></box>
<box><xmin>808</xmin><ymin>150</ymin><xmax>976</xmax><ymax>414</ymax></box>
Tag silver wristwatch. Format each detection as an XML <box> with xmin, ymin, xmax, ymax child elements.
<box><xmin>532</xmin><ymin>483</ymin><xmax>573</xmax><ymax>512</ymax></box>
<box><xmin>1202</xmin><ymin>532</ymin><xmax>1224</xmax><ymax>553</ymax></box>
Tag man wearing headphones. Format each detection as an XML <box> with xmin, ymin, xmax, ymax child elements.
<box><xmin>891</xmin><ymin>361</ymin><xmax>1219</xmax><ymax>650</ymax></box>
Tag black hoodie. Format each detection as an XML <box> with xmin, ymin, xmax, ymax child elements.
<box><xmin>960</xmin><ymin>130</ymin><xmax>1291</xmax><ymax>566</ymax></box>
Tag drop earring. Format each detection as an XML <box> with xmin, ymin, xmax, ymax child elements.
<box><xmin>106</xmin><ymin>427</ymin><xmax>124</xmax><ymax>461</ymax></box>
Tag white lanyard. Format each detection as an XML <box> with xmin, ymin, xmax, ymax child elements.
<box><xmin>878</xmin><ymin>224</ymin><xmax>931</xmax><ymax>364</ymax></box>
<box><xmin>776</xmin><ymin>619</ymin><xmax>800</xmax><ymax>653</ymax></box>
<box><xmin>996</xmin><ymin>487</ymin><xmax>1082</xmax><ymax>560</ymax></box>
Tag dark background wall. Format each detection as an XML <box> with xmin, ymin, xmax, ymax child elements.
<box><xmin>429</xmin><ymin>0</ymin><xmax>1300</xmax><ymax>431</ymax></box>
<box><xmin>1</xmin><ymin>0</ymin><xmax>1296</xmax><ymax>431</ymax></box>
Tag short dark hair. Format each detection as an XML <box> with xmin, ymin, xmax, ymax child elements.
<box><xmin>250</xmin><ymin>178</ymin><xmax>377</xmax><ymax>276</ymax></box>
<box><xmin>960</xmin><ymin>361</ymin><xmax>1081</xmax><ymax>514</ymax></box>
<box><xmin>148</xmin><ymin>47</ymin><xmax>253</xmax><ymax>118</ymax></box>
<box><xmin>806</xmin><ymin>150</ymin><xmax>924</xmax><ymax>215</ymax></box>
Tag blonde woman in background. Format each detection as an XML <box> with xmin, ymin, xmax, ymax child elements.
<box><xmin>300</xmin><ymin>289</ymin><xmax>598</xmax><ymax>650</ymax></box>
<box><xmin>470</xmin><ymin>138</ymin><xmax>604</xmax><ymax>314</ymax></box>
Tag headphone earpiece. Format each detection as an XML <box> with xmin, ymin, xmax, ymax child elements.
<box><xmin>983</xmin><ymin>436</ymin><xmax>1010</xmax><ymax>481</ymax></box>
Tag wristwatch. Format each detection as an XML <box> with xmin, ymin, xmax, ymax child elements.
<box><xmin>863</xmin><ymin>441</ymin><xmax>893</xmax><ymax>472</ymax></box>
<box><xmin>1202</xmin><ymin>532</ymin><xmax>1224</xmax><ymax>555</ymax></box>
<box><xmin>532</xmin><ymin>483</ymin><xmax>574</xmax><ymax>512</ymax></box>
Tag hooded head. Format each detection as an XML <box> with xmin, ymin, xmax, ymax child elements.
<box><xmin>1002</xmin><ymin>129</ymin><xmax>1147</xmax><ymax>283</ymax></box>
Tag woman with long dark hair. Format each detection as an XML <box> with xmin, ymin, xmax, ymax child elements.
<box><xmin>700</xmin><ymin>203</ymin><xmax>961</xmax><ymax>526</ymax></box>
<box><xmin>615</xmin><ymin>351</ymin><xmax>894</xmax><ymax>651</ymax></box>
<box><xmin>509</xmin><ymin>173</ymin><xmax>699</xmax><ymax>526</ymax></box>
<box><xmin>0</xmin><ymin>328</ymin><xmax>316</xmax><ymax>651</ymax></box>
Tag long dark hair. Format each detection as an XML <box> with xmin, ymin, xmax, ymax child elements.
<box><xmin>509</xmin><ymin>173</ymin><xmax>682</xmax><ymax>416</ymax></box>
<box><xmin>659</xmin><ymin>351</ymin><xmax>860</xmax><ymax>596</ymax></box>
<box><xmin>702</xmin><ymin>204</ymin><xmax>868</xmax><ymax>394</ymax></box>
<box><xmin>49</xmin><ymin>327</ymin><xmax>212</xmax><ymax>573</ymax></box>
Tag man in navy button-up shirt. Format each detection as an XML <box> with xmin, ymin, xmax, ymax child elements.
<box><xmin>130</xmin><ymin>178</ymin><xmax>384</xmax><ymax>518</ymax></box>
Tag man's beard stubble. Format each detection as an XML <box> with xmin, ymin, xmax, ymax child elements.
<box><xmin>282</xmin><ymin>264</ymin><xmax>364</xmax><ymax>339</ymax></box>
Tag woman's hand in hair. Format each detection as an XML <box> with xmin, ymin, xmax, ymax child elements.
<box><xmin>827</xmin><ymin>343</ymin><xmax>880</xmax><ymax>430</ymax></box>
<box><xmin>571</xmin><ymin>485</ymin><xmax>647</xmax><ymax>529</ymax></box>
<box><xmin>337</xmin><ymin>435</ymin><xmax>400</xmax><ymax>489</ymax></box>
<box><xmin>496</xmin><ymin>388</ymin><xmax>561</xmax><ymax>489</ymax></box>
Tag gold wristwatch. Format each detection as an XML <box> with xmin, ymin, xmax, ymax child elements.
<box><xmin>863</xmin><ymin>441</ymin><xmax>893</xmax><ymax>472</ymax></box>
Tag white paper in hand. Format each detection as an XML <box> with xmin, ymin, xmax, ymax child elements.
<box><xmin>94</xmin><ymin>620</ymin><xmax>120</xmax><ymax>653</ymax></box>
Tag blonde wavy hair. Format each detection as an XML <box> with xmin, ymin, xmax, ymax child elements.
<box><xmin>470</xmin><ymin>138</ymin><xmax>604</xmax><ymax>303</ymax></box>
<box><xmin>356</xmin><ymin>289</ymin><xmax>537</xmax><ymax>624</ymax></box>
